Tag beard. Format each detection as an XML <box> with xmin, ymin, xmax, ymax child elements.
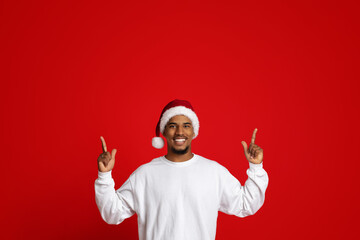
<box><xmin>171</xmin><ymin>145</ymin><xmax>190</xmax><ymax>155</ymax></box>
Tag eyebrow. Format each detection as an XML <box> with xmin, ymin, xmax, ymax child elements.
<box><xmin>168</xmin><ymin>122</ymin><xmax>192</xmax><ymax>125</ymax></box>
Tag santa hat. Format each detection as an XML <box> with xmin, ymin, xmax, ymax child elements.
<box><xmin>152</xmin><ymin>99</ymin><xmax>199</xmax><ymax>149</ymax></box>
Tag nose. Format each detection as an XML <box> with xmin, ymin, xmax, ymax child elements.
<box><xmin>175</xmin><ymin>126</ymin><xmax>184</xmax><ymax>135</ymax></box>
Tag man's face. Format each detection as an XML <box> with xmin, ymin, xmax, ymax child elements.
<box><xmin>163</xmin><ymin>115</ymin><xmax>195</xmax><ymax>155</ymax></box>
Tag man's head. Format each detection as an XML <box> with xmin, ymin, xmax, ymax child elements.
<box><xmin>152</xmin><ymin>99</ymin><xmax>199</xmax><ymax>150</ymax></box>
<box><xmin>163</xmin><ymin>115</ymin><xmax>195</xmax><ymax>155</ymax></box>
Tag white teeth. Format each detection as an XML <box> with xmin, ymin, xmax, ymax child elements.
<box><xmin>175</xmin><ymin>139</ymin><xmax>185</xmax><ymax>142</ymax></box>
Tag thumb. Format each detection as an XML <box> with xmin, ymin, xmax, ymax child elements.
<box><xmin>111</xmin><ymin>149</ymin><xmax>117</xmax><ymax>160</ymax></box>
<box><xmin>241</xmin><ymin>141</ymin><xmax>248</xmax><ymax>154</ymax></box>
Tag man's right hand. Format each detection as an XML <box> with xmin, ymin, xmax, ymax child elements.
<box><xmin>98</xmin><ymin>136</ymin><xmax>117</xmax><ymax>172</ymax></box>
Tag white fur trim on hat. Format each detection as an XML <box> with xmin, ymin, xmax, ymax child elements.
<box><xmin>152</xmin><ymin>137</ymin><xmax>165</xmax><ymax>149</ymax></box>
<box><xmin>159</xmin><ymin>106</ymin><xmax>199</xmax><ymax>138</ymax></box>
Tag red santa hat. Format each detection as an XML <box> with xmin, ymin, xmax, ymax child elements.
<box><xmin>152</xmin><ymin>99</ymin><xmax>200</xmax><ymax>149</ymax></box>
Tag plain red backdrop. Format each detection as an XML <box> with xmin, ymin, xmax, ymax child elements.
<box><xmin>1</xmin><ymin>0</ymin><xmax>359</xmax><ymax>239</ymax></box>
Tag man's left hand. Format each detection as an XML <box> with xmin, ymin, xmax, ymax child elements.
<box><xmin>241</xmin><ymin>128</ymin><xmax>264</xmax><ymax>164</ymax></box>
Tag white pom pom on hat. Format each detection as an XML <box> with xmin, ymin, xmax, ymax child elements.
<box><xmin>152</xmin><ymin>137</ymin><xmax>164</xmax><ymax>149</ymax></box>
<box><xmin>152</xmin><ymin>99</ymin><xmax>199</xmax><ymax>149</ymax></box>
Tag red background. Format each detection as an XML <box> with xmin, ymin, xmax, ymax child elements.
<box><xmin>1</xmin><ymin>0</ymin><xmax>359</xmax><ymax>239</ymax></box>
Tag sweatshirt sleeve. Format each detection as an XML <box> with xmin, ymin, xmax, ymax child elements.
<box><xmin>94</xmin><ymin>171</ymin><xmax>136</xmax><ymax>224</ymax></box>
<box><xmin>219</xmin><ymin>162</ymin><xmax>269</xmax><ymax>217</ymax></box>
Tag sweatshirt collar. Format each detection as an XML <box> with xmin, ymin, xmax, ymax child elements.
<box><xmin>161</xmin><ymin>154</ymin><xmax>198</xmax><ymax>167</ymax></box>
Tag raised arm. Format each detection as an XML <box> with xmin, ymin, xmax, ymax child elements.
<box><xmin>95</xmin><ymin>136</ymin><xmax>135</xmax><ymax>224</ymax></box>
<box><xmin>220</xmin><ymin>128</ymin><xmax>269</xmax><ymax>217</ymax></box>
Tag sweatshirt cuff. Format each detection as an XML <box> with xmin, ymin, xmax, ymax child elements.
<box><xmin>249</xmin><ymin>162</ymin><xmax>263</xmax><ymax>170</ymax></box>
<box><xmin>98</xmin><ymin>170</ymin><xmax>112</xmax><ymax>180</ymax></box>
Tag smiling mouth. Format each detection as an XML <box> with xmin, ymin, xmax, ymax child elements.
<box><xmin>173</xmin><ymin>138</ymin><xmax>187</xmax><ymax>146</ymax></box>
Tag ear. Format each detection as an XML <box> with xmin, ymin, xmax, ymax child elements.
<box><xmin>162</xmin><ymin>127</ymin><xmax>167</xmax><ymax>138</ymax></box>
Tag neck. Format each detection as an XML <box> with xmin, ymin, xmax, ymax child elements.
<box><xmin>165</xmin><ymin>147</ymin><xmax>194</xmax><ymax>162</ymax></box>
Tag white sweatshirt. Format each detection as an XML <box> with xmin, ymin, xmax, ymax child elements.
<box><xmin>95</xmin><ymin>154</ymin><xmax>268</xmax><ymax>240</ymax></box>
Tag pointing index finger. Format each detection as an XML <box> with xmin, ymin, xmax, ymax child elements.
<box><xmin>100</xmin><ymin>136</ymin><xmax>107</xmax><ymax>153</ymax></box>
<box><xmin>251</xmin><ymin>128</ymin><xmax>258</xmax><ymax>144</ymax></box>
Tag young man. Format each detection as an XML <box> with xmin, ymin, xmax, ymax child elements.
<box><xmin>95</xmin><ymin>99</ymin><xmax>269</xmax><ymax>240</ymax></box>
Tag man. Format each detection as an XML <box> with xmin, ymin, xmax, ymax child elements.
<box><xmin>95</xmin><ymin>99</ymin><xmax>269</xmax><ymax>240</ymax></box>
